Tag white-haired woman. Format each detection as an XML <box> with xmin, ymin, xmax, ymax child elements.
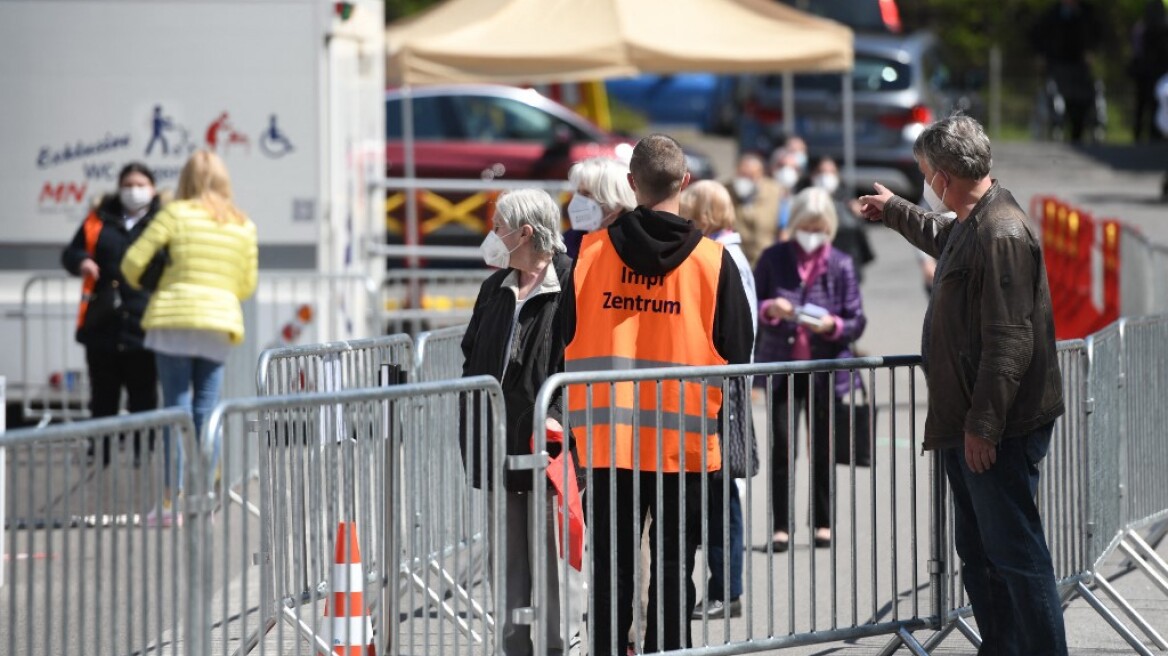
<box><xmin>564</xmin><ymin>156</ymin><xmax>637</xmax><ymax>258</ymax></box>
<box><xmin>460</xmin><ymin>189</ymin><xmax>583</xmax><ymax>656</ymax></box>
<box><xmin>753</xmin><ymin>187</ymin><xmax>867</xmax><ymax>551</ymax></box>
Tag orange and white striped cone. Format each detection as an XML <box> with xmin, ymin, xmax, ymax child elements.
<box><xmin>323</xmin><ymin>521</ymin><xmax>375</xmax><ymax>655</ymax></box>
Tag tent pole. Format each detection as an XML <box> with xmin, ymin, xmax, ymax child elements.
<box><xmin>782</xmin><ymin>72</ymin><xmax>795</xmax><ymax>140</ymax></box>
<box><xmin>841</xmin><ymin>72</ymin><xmax>856</xmax><ymax>195</ymax></box>
<box><xmin>401</xmin><ymin>84</ymin><xmax>422</xmax><ymax>315</ymax></box>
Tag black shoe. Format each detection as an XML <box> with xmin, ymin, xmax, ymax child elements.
<box><xmin>692</xmin><ymin>598</ymin><xmax>742</xmax><ymax>619</ymax></box>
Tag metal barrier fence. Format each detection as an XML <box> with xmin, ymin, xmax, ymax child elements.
<box><xmin>11</xmin><ymin>271</ymin><xmax>380</xmax><ymax>423</ymax></box>
<box><xmin>928</xmin><ymin>340</ymin><xmax>1096</xmax><ymax>652</ymax></box>
<box><xmin>0</xmin><ymin>409</ymin><xmax>206</xmax><ymax>656</ymax></box>
<box><xmin>192</xmin><ymin>377</ymin><xmax>506</xmax><ymax>656</ymax></box>
<box><xmin>1120</xmin><ymin>226</ymin><xmax>1168</xmax><ymax>318</ymax></box>
<box><xmin>1077</xmin><ymin>317</ymin><xmax>1168</xmax><ymax>655</ymax></box>
<box><xmin>8</xmin><ymin>315</ymin><xmax>1168</xmax><ymax>655</ymax></box>
<box><xmin>14</xmin><ymin>274</ymin><xmax>89</xmax><ymax>424</ymax></box>
<box><xmin>532</xmin><ymin>355</ymin><xmax>941</xmax><ymax>655</ymax></box>
<box><xmin>255</xmin><ymin>334</ymin><xmax>415</xmax><ymax>395</ymax></box>
<box><xmin>414</xmin><ymin>324</ymin><xmax>469</xmax><ymax>382</ymax></box>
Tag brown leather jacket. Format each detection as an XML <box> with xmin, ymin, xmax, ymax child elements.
<box><xmin>882</xmin><ymin>182</ymin><xmax>1064</xmax><ymax>450</ymax></box>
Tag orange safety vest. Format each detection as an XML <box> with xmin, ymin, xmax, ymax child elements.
<box><xmin>565</xmin><ymin>230</ymin><xmax>726</xmax><ymax>473</ymax></box>
<box><xmin>75</xmin><ymin>212</ymin><xmax>104</xmax><ymax>329</ymax></box>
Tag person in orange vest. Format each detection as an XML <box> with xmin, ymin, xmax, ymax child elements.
<box><xmin>562</xmin><ymin>134</ymin><xmax>754</xmax><ymax>655</ymax></box>
<box><xmin>61</xmin><ymin>162</ymin><xmax>164</xmax><ymax>466</ymax></box>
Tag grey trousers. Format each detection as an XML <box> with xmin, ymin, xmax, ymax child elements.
<box><xmin>489</xmin><ymin>491</ymin><xmax>587</xmax><ymax>656</ymax></box>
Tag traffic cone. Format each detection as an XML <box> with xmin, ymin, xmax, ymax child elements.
<box><xmin>323</xmin><ymin>521</ymin><xmax>376</xmax><ymax>655</ymax></box>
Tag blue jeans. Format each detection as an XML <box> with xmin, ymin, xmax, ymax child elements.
<box><xmin>155</xmin><ymin>352</ymin><xmax>225</xmax><ymax>493</ymax></box>
<box><xmin>706</xmin><ymin>480</ymin><xmax>744</xmax><ymax>601</ymax></box>
<box><xmin>943</xmin><ymin>422</ymin><xmax>1067</xmax><ymax>656</ymax></box>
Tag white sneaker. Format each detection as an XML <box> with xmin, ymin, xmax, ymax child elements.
<box><xmin>144</xmin><ymin>497</ymin><xmax>183</xmax><ymax>528</ymax></box>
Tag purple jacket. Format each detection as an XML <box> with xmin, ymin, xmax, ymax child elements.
<box><xmin>753</xmin><ymin>241</ymin><xmax>867</xmax><ymax>398</ymax></box>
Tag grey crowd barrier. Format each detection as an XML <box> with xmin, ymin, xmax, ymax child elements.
<box><xmin>9</xmin><ymin>315</ymin><xmax>1168</xmax><ymax>655</ymax></box>
<box><xmin>192</xmin><ymin>377</ymin><xmax>505</xmax><ymax>656</ymax></box>
<box><xmin>532</xmin><ymin>355</ymin><xmax>939</xmax><ymax>655</ymax></box>
<box><xmin>414</xmin><ymin>324</ymin><xmax>468</xmax><ymax>382</ymax></box>
<box><xmin>0</xmin><ymin>409</ymin><xmax>206</xmax><ymax>656</ymax></box>
<box><xmin>10</xmin><ymin>271</ymin><xmax>380</xmax><ymax>424</ymax></box>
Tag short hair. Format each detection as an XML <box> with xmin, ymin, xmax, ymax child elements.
<box><xmin>629</xmin><ymin>134</ymin><xmax>687</xmax><ymax>204</ymax></box>
<box><xmin>912</xmin><ymin>114</ymin><xmax>993</xmax><ymax>181</ymax></box>
<box><xmin>567</xmin><ymin>157</ymin><xmax>636</xmax><ymax>214</ymax></box>
<box><xmin>787</xmin><ymin>187</ymin><xmax>839</xmax><ymax>240</ymax></box>
<box><xmin>118</xmin><ymin>162</ymin><xmax>155</xmax><ymax>187</ymax></box>
<box><xmin>680</xmin><ymin>180</ymin><xmax>735</xmax><ymax>235</ymax></box>
<box><xmin>176</xmin><ymin>150</ymin><xmax>247</xmax><ymax>224</ymax></box>
<box><xmin>493</xmin><ymin>189</ymin><xmax>566</xmax><ymax>254</ymax></box>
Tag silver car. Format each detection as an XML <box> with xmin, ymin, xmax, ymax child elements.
<box><xmin>736</xmin><ymin>31</ymin><xmax>983</xmax><ymax>198</ymax></box>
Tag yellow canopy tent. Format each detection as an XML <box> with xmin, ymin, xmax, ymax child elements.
<box><xmin>387</xmin><ymin>0</ymin><xmax>852</xmax><ymax>85</ymax></box>
<box><xmin>387</xmin><ymin>0</ymin><xmax>854</xmax><ymax>129</ymax></box>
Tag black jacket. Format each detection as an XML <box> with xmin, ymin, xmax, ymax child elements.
<box><xmin>61</xmin><ymin>194</ymin><xmax>161</xmax><ymax>351</ymax></box>
<box><xmin>559</xmin><ymin>207</ymin><xmax>756</xmax><ymax>367</ymax></box>
<box><xmin>461</xmin><ymin>252</ymin><xmax>572</xmax><ymax>491</ymax></box>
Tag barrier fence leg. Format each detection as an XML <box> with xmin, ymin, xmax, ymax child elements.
<box><xmin>1120</xmin><ymin>533</ymin><xmax>1168</xmax><ymax>597</ymax></box>
<box><xmin>952</xmin><ymin>616</ymin><xmax>982</xmax><ymax>647</ymax></box>
<box><xmin>1077</xmin><ymin>579</ymin><xmax>1160</xmax><ymax>655</ymax></box>
<box><xmin>1096</xmin><ymin>571</ymin><xmax>1168</xmax><ymax>650</ymax></box>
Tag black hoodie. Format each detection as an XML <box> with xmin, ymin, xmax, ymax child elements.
<box><xmin>560</xmin><ymin>206</ymin><xmax>755</xmax><ymax>365</ymax></box>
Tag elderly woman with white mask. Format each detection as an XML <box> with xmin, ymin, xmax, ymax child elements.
<box><xmin>460</xmin><ymin>188</ymin><xmax>584</xmax><ymax>656</ymax></box>
<box><xmin>563</xmin><ymin>156</ymin><xmax>637</xmax><ymax>259</ymax></box>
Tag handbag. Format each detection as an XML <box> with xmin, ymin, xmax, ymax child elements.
<box><xmin>833</xmin><ymin>379</ymin><xmax>873</xmax><ymax>467</ymax></box>
<box><xmin>721</xmin><ymin>376</ymin><xmax>760</xmax><ymax>478</ymax></box>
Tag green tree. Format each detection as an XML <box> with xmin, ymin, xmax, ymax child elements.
<box><xmin>899</xmin><ymin>0</ymin><xmax>1149</xmax><ymax>139</ymax></box>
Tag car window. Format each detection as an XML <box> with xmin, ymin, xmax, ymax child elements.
<box><xmin>386</xmin><ymin>96</ymin><xmax>457</xmax><ymax>140</ymax></box>
<box><xmin>759</xmin><ymin>54</ymin><xmax>911</xmax><ymax>93</ymax></box>
<box><xmin>450</xmin><ymin>95</ymin><xmax>579</xmax><ymax>143</ymax></box>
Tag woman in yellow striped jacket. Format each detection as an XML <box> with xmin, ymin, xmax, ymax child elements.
<box><xmin>122</xmin><ymin>149</ymin><xmax>258</xmax><ymax>527</ymax></box>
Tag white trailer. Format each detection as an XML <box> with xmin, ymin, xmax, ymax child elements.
<box><xmin>0</xmin><ymin>0</ymin><xmax>386</xmax><ymax>418</ymax></box>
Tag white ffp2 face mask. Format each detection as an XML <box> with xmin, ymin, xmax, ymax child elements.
<box><xmin>732</xmin><ymin>176</ymin><xmax>757</xmax><ymax>200</ymax></box>
<box><xmin>794</xmin><ymin>230</ymin><xmax>828</xmax><ymax>253</ymax></box>
<box><xmin>775</xmin><ymin>166</ymin><xmax>799</xmax><ymax>189</ymax></box>
<box><xmin>567</xmin><ymin>193</ymin><xmax>605</xmax><ymax>232</ymax></box>
<box><xmin>922</xmin><ymin>172</ymin><xmax>951</xmax><ymax>214</ymax></box>
<box><xmin>812</xmin><ymin>173</ymin><xmax>840</xmax><ymax>194</ymax></box>
<box><xmin>119</xmin><ymin>186</ymin><xmax>154</xmax><ymax>213</ymax></box>
<box><xmin>480</xmin><ymin>229</ymin><xmax>517</xmax><ymax>269</ymax></box>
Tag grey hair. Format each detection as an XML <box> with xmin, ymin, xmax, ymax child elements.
<box><xmin>568</xmin><ymin>157</ymin><xmax>636</xmax><ymax>213</ymax></box>
<box><xmin>912</xmin><ymin>114</ymin><xmax>993</xmax><ymax>180</ymax></box>
<box><xmin>787</xmin><ymin>187</ymin><xmax>839</xmax><ymax>241</ymax></box>
<box><xmin>493</xmin><ymin>189</ymin><xmax>566</xmax><ymax>254</ymax></box>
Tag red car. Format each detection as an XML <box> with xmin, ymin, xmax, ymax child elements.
<box><xmin>386</xmin><ymin>84</ymin><xmax>715</xmax><ymax>183</ymax></box>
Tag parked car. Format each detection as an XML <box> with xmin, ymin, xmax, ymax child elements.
<box><xmin>735</xmin><ymin>31</ymin><xmax>983</xmax><ymax>198</ymax></box>
<box><xmin>385</xmin><ymin>84</ymin><xmax>715</xmax><ymax>182</ymax></box>
<box><xmin>605</xmin><ymin>73</ymin><xmax>739</xmax><ymax>135</ymax></box>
